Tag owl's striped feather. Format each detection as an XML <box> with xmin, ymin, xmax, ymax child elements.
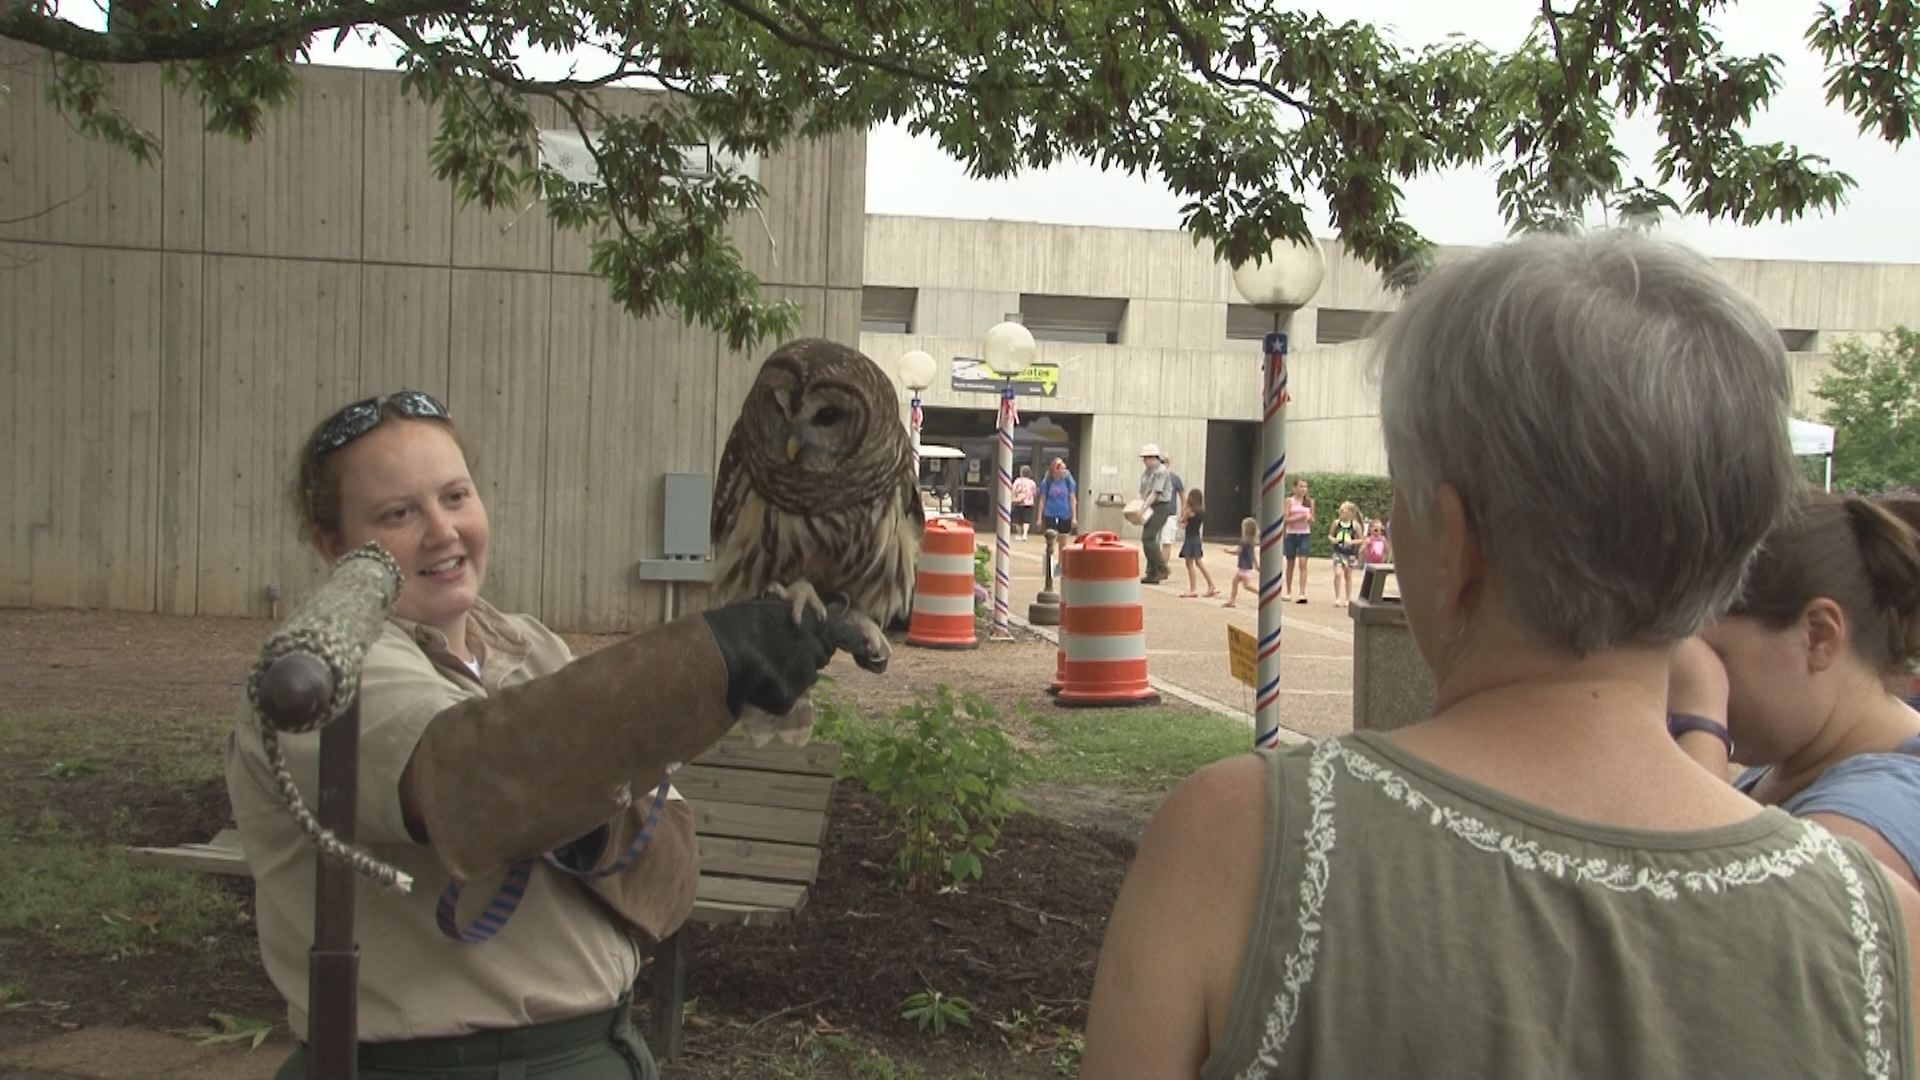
<box><xmin>710</xmin><ymin>339</ymin><xmax>925</xmax><ymax>629</ymax></box>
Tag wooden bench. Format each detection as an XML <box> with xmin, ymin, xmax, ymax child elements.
<box><xmin>127</xmin><ymin>732</ymin><xmax>840</xmax><ymax>1058</ymax></box>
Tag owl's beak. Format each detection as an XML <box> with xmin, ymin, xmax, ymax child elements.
<box><xmin>785</xmin><ymin>435</ymin><xmax>800</xmax><ymax>462</ymax></box>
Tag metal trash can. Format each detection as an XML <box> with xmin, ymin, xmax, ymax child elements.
<box><xmin>1090</xmin><ymin>493</ymin><xmax>1128</xmax><ymax>539</ymax></box>
<box><xmin>1349</xmin><ymin>565</ymin><xmax>1436</xmax><ymax>733</ymax></box>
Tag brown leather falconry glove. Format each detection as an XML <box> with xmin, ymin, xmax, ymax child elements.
<box><xmin>404</xmin><ymin>595</ymin><xmax>840</xmax><ymax>883</ymax></box>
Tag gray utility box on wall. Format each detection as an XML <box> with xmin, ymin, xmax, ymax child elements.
<box><xmin>636</xmin><ymin>473</ymin><xmax>714</xmax><ymax>590</ymax></box>
<box><xmin>1349</xmin><ymin>565</ymin><xmax>1437</xmax><ymax>733</ymax></box>
<box><xmin>661</xmin><ymin>473</ymin><xmax>712</xmax><ymax>560</ymax></box>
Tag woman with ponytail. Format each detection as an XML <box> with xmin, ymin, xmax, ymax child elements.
<box><xmin>1679</xmin><ymin>487</ymin><xmax>1920</xmax><ymax>886</ymax></box>
<box><xmin>1877</xmin><ymin>495</ymin><xmax>1920</xmax><ymax>710</ymax></box>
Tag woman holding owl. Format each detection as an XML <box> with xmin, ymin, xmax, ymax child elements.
<box><xmin>228</xmin><ymin>390</ymin><xmax>848</xmax><ymax>1079</ymax></box>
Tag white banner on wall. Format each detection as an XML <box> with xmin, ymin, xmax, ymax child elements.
<box><xmin>535</xmin><ymin>130</ymin><xmax>761</xmax><ymax>188</ymax></box>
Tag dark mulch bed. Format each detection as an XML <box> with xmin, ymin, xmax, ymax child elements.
<box><xmin>664</xmin><ymin>781</ymin><xmax>1135</xmax><ymax>1044</ymax></box>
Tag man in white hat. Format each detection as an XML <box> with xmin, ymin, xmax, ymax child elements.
<box><xmin>1137</xmin><ymin>444</ymin><xmax>1175</xmax><ymax>584</ymax></box>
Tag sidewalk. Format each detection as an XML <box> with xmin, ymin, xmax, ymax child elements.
<box><xmin>998</xmin><ymin>533</ymin><xmax>1357</xmax><ymax>741</ymax></box>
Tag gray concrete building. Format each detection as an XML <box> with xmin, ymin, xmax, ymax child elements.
<box><xmin>859</xmin><ymin>214</ymin><xmax>1919</xmax><ymax>538</ymax></box>
<box><xmin>1</xmin><ymin>51</ymin><xmax>862</xmax><ymax>631</ymax></box>
<box><xmin>5</xmin><ymin>47</ymin><xmax>1915</xmax><ymax>631</ymax></box>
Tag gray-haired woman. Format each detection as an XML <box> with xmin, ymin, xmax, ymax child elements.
<box><xmin>1084</xmin><ymin>232</ymin><xmax>1920</xmax><ymax>1078</ymax></box>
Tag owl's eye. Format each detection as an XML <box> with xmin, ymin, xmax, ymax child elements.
<box><xmin>812</xmin><ymin>406</ymin><xmax>845</xmax><ymax>426</ymax></box>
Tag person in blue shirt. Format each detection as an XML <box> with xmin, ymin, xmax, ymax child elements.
<box><xmin>1672</xmin><ymin>488</ymin><xmax>1920</xmax><ymax>887</ymax></box>
<box><xmin>1038</xmin><ymin>457</ymin><xmax>1078</xmax><ymax>537</ymax></box>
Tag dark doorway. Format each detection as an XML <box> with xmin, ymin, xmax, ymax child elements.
<box><xmin>1205</xmin><ymin>421</ymin><xmax>1260</xmax><ymax>538</ymax></box>
<box><xmin>920</xmin><ymin>407</ymin><xmax>1088</xmax><ymax>529</ymax></box>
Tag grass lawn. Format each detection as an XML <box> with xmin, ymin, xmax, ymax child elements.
<box><xmin>1023</xmin><ymin>706</ymin><xmax>1256</xmax><ymax>791</ymax></box>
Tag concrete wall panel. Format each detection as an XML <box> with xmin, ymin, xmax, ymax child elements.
<box><xmin>360</xmin><ymin>265</ymin><xmax>453</xmax><ymax>398</ymax></box>
<box><xmin>196</xmin><ymin>257</ymin><xmax>362</xmax><ymax>616</ymax></box>
<box><xmin>157</xmin><ymin>255</ymin><xmax>205</xmax><ymax>615</ymax></box>
<box><xmin>0</xmin><ymin>50</ymin><xmax>163</xmax><ymax>250</ymax></box>
<box><xmin>203</xmin><ymin>67</ymin><xmax>364</xmax><ymax>261</ymax></box>
<box><xmin>0</xmin><ymin>248</ymin><xmax>163</xmax><ymax>609</ymax></box>
<box><xmin>448</xmin><ymin>270</ymin><xmax>552</xmax><ymax>618</ymax></box>
<box><xmin>363</xmin><ymin>77</ymin><xmax>455</xmax><ymax>266</ymax></box>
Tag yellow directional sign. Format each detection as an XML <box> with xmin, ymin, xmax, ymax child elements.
<box><xmin>951</xmin><ymin>357</ymin><xmax>1061</xmax><ymax>397</ymax></box>
<box><xmin>1227</xmin><ymin>624</ymin><xmax>1258</xmax><ymax>688</ymax></box>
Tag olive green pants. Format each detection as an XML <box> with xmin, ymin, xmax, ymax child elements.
<box><xmin>276</xmin><ymin>1002</ymin><xmax>657</xmax><ymax>1079</ymax></box>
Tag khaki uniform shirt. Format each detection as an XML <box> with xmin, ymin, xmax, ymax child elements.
<box><xmin>1139</xmin><ymin>462</ymin><xmax>1172</xmax><ymax>505</ymax></box>
<box><xmin>227</xmin><ymin>600</ymin><xmax>647</xmax><ymax>1043</ymax></box>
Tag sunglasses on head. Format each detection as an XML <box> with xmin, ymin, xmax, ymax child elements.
<box><xmin>312</xmin><ymin>390</ymin><xmax>451</xmax><ymax>462</ymax></box>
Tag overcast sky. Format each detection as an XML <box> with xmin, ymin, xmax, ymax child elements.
<box><xmin>863</xmin><ymin>0</ymin><xmax>1920</xmax><ymax>264</ymax></box>
<box><xmin>299</xmin><ymin>0</ymin><xmax>1916</xmax><ymax>264</ymax></box>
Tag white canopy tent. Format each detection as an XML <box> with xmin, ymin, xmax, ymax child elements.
<box><xmin>1790</xmin><ymin>417</ymin><xmax>1836</xmax><ymax>491</ymax></box>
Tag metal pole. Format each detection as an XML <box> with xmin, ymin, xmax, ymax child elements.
<box><xmin>909</xmin><ymin>392</ymin><xmax>923</xmax><ymax>480</ymax></box>
<box><xmin>309</xmin><ymin>700</ymin><xmax>361</xmax><ymax>1079</ymax></box>
<box><xmin>1255</xmin><ymin>331</ymin><xmax>1290</xmax><ymax>749</ymax></box>
<box><xmin>991</xmin><ymin>381</ymin><xmax>1016</xmax><ymax>641</ymax></box>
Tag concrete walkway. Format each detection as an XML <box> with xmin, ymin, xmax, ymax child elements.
<box><xmin>998</xmin><ymin>532</ymin><xmax>1358</xmax><ymax>741</ymax></box>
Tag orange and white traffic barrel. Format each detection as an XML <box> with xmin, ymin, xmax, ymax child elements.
<box><xmin>1055</xmin><ymin>532</ymin><xmax>1159</xmax><ymax>707</ymax></box>
<box><xmin>905</xmin><ymin>517</ymin><xmax>979</xmax><ymax>650</ymax></box>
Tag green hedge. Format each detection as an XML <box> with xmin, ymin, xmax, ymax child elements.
<box><xmin>1288</xmin><ymin>472</ymin><xmax>1394</xmax><ymax>559</ymax></box>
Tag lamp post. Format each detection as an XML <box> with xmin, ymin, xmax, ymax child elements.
<box><xmin>981</xmin><ymin>318</ymin><xmax>1036</xmax><ymax>642</ymax></box>
<box><xmin>1232</xmin><ymin>242</ymin><xmax>1326</xmax><ymax>749</ymax></box>
<box><xmin>899</xmin><ymin>350</ymin><xmax>936</xmax><ymax>483</ymax></box>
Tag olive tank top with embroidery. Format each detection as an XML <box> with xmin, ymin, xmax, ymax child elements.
<box><xmin>1202</xmin><ymin>732</ymin><xmax>1913</xmax><ymax>1080</ymax></box>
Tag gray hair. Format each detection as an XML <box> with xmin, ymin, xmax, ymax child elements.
<box><xmin>1373</xmin><ymin>231</ymin><xmax>1798</xmax><ymax>654</ymax></box>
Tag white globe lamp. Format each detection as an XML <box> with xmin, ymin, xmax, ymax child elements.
<box><xmin>981</xmin><ymin>320</ymin><xmax>1036</xmax><ymax>377</ymax></box>
<box><xmin>898</xmin><ymin>349</ymin><xmax>936</xmax><ymax>392</ymax></box>
<box><xmin>1231</xmin><ymin>239</ymin><xmax>1327</xmax><ymax>311</ymax></box>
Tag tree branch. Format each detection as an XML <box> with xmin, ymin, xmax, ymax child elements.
<box><xmin>706</xmin><ymin>0</ymin><xmax>971</xmax><ymax>92</ymax></box>
<box><xmin>0</xmin><ymin>180</ymin><xmax>92</xmax><ymax>224</ymax></box>
<box><xmin>1146</xmin><ymin>0</ymin><xmax>1316</xmax><ymax>118</ymax></box>
<box><xmin>0</xmin><ymin>0</ymin><xmax>473</xmax><ymax>64</ymax></box>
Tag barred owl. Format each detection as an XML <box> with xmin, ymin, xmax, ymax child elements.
<box><xmin>711</xmin><ymin>339</ymin><xmax>925</xmax><ymax>741</ymax></box>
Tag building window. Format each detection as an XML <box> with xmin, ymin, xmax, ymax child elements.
<box><xmin>1019</xmin><ymin>293</ymin><xmax>1127</xmax><ymax>344</ymax></box>
<box><xmin>1315</xmin><ymin>308</ymin><xmax>1389</xmax><ymax>345</ymax></box>
<box><xmin>1779</xmin><ymin>328</ymin><xmax>1818</xmax><ymax>352</ymax></box>
<box><xmin>1227</xmin><ymin>303</ymin><xmax>1280</xmax><ymax>341</ymax></box>
<box><xmin>861</xmin><ymin>286</ymin><xmax>917</xmax><ymax>334</ymax></box>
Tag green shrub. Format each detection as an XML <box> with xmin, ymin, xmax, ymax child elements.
<box><xmin>826</xmin><ymin>688</ymin><xmax>1027</xmax><ymax>892</ymax></box>
<box><xmin>900</xmin><ymin>986</ymin><xmax>974</xmax><ymax>1035</ymax></box>
<box><xmin>1288</xmin><ymin>472</ymin><xmax>1393</xmax><ymax>559</ymax></box>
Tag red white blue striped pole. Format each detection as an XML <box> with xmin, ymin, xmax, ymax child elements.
<box><xmin>909</xmin><ymin>394</ymin><xmax>923</xmax><ymax>479</ymax></box>
<box><xmin>991</xmin><ymin>382</ymin><xmax>1017</xmax><ymax>641</ymax></box>
<box><xmin>1256</xmin><ymin>331</ymin><xmax>1290</xmax><ymax>748</ymax></box>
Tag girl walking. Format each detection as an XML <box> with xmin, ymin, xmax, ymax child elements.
<box><xmin>1178</xmin><ymin>488</ymin><xmax>1217</xmax><ymax>598</ymax></box>
<box><xmin>1329</xmin><ymin>501</ymin><xmax>1363</xmax><ymax>603</ymax></box>
<box><xmin>1223</xmin><ymin>517</ymin><xmax>1259</xmax><ymax>608</ymax></box>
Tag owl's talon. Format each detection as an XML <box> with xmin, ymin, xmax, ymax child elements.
<box><xmin>766</xmin><ymin>581</ymin><xmax>829</xmax><ymax>630</ymax></box>
<box><xmin>842</xmin><ymin>609</ymin><xmax>891</xmax><ymax>674</ymax></box>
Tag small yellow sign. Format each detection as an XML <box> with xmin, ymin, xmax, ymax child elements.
<box><xmin>1227</xmin><ymin>625</ymin><xmax>1258</xmax><ymax>688</ymax></box>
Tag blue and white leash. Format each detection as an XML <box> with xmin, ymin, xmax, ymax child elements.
<box><xmin>435</xmin><ymin>779</ymin><xmax>674</xmax><ymax>944</ymax></box>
